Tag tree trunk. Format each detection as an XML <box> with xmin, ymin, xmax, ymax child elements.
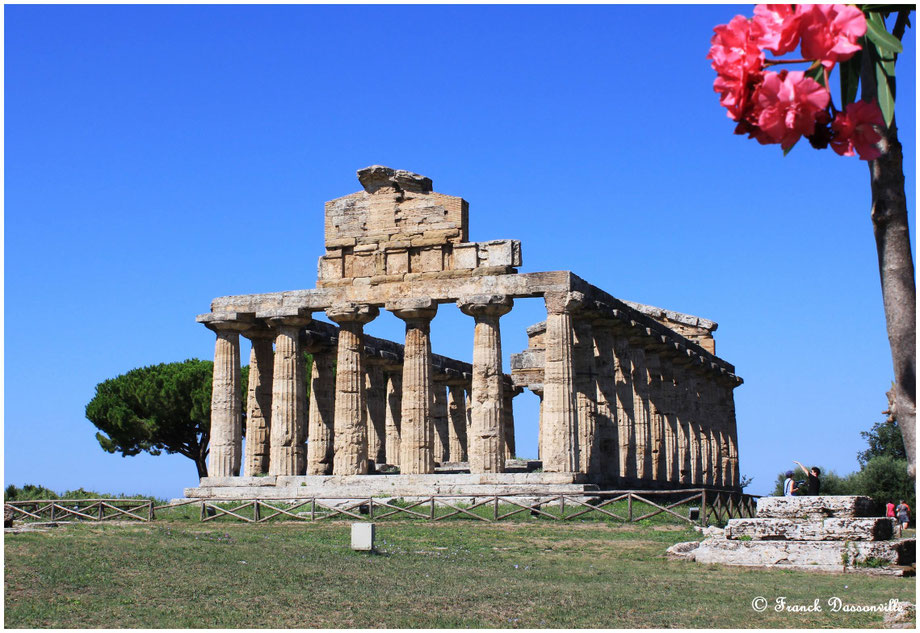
<box><xmin>861</xmin><ymin>44</ymin><xmax>917</xmax><ymax>478</ymax></box>
<box><xmin>197</xmin><ymin>436</ymin><xmax>209</xmax><ymax>479</ymax></box>
<box><xmin>868</xmin><ymin>123</ymin><xmax>917</xmax><ymax>477</ymax></box>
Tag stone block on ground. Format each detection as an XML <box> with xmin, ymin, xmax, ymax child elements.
<box><xmin>689</xmin><ymin>538</ymin><xmax>907</xmax><ymax>572</ymax></box>
<box><xmin>883</xmin><ymin>601</ymin><xmax>916</xmax><ymax>629</ymax></box>
<box><xmin>725</xmin><ymin>517</ymin><xmax>896</xmax><ymax>541</ymax></box>
<box><xmin>756</xmin><ymin>495</ymin><xmax>875</xmax><ymax>519</ymax></box>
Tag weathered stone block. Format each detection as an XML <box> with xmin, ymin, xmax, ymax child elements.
<box><xmin>345</xmin><ymin>252</ymin><xmax>377</xmax><ymax>278</ymax></box>
<box><xmin>511</xmin><ymin>349</ymin><xmax>545</xmax><ymax>370</ymax></box>
<box><xmin>690</xmin><ymin>538</ymin><xmax>906</xmax><ymax>572</ymax></box>
<box><xmin>318</xmin><ymin>254</ymin><xmax>343</xmax><ymax>281</ymax></box>
<box><xmin>452</xmin><ymin>244</ymin><xmax>478</xmax><ymax>269</ymax></box>
<box><xmin>725</xmin><ymin>517</ymin><xmax>896</xmax><ymax>541</ymax></box>
<box><xmin>478</xmin><ymin>240</ymin><xmax>514</xmax><ymax>267</ymax></box>
<box><xmin>756</xmin><ymin>496</ymin><xmax>876</xmax><ymax>519</ymax></box>
<box><xmin>369</xmin><ymin>274</ymin><xmax>406</xmax><ymax>286</ymax></box>
<box><xmin>411</xmin><ymin>246</ymin><xmax>444</xmax><ymax>273</ymax></box>
<box><xmin>385</xmin><ymin>249</ymin><xmax>409</xmax><ymax>275</ymax></box>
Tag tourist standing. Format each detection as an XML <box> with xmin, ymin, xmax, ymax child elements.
<box><xmin>783</xmin><ymin>471</ymin><xmax>798</xmax><ymax>496</ymax></box>
<box><xmin>793</xmin><ymin>461</ymin><xmax>821</xmax><ymax>495</ymax></box>
<box><xmin>896</xmin><ymin>500</ymin><xmax>910</xmax><ymax>534</ymax></box>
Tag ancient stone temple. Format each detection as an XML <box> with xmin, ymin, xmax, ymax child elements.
<box><xmin>187</xmin><ymin>166</ymin><xmax>743</xmax><ymax>500</ymax></box>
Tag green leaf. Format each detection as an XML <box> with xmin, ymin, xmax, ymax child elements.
<box><xmin>783</xmin><ymin>140</ymin><xmax>797</xmax><ymax>156</ymax></box>
<box><xmin>875</xmin><ymin>57</ymin><xmax>896</xmax><ymax>126</ymax></box>
<box><xmin>805</xmin><ymin>63</ymin><xmax>825</xmax><ymax>86</ymax></box>
<box><xmin>839</xmin><ymin>54</ymin><xmax>862</xmax><ymax>106</ymax></box>
<box><xmin>865</xmin><ymin>12</ymin><xmax>904</xmax><ymax>53</ymax></box>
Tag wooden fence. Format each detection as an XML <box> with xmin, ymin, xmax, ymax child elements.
<box><xmin>5</xmin><ymin>489</ymin><xmax>758</xmax><ymax>526</ymax></box>
<box><xmin>192</xmin><ymin>489</ymin><xmax>758</xmax><ymax>525</ymax></box>
<box><xmin>4</xmin><ymin>499</ymin><xmax>154</xmax><ymax>523</ymax></box>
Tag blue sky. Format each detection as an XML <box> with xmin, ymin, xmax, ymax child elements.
<box><xmin>5</xmin><ymin>4</ymin><xmax>915</xmax><ymax>499</ymax></box>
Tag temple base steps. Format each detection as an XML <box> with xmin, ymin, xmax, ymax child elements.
<box><xmin>183</xmin><ymin>471</ymin><xmax>597</xmax><ymax>501</ymax></box>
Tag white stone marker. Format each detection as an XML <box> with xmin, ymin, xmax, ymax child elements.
<box><xmin>351</xmin><ymin>523</ymin><xmax>375</xmax><ymax>551</ymax></box>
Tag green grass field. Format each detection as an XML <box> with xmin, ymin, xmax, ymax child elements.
<box><xmin>4</xmin><ymin>519</ymin><xmax>915</xmax><ymax>628</ymax></box>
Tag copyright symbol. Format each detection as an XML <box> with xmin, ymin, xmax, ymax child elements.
<box><xmin>751</xmin><ymin>596</ymin><xmax>768</xmax><ymax>612</ymax></box>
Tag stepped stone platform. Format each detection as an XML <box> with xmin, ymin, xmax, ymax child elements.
<box><xmin>184</xmin><ymin>471</ymin><xmax>594</xmax><ymax>501</ymax></box>
<box><xmin>669</xmin><ymin>496</ymin><xmax>915</xmax><ymax>573</ymax></box>
<box><xmin>755</xmin><ymin>495</ymin><xmax>876</xmax><ymax>519</ymax></box>
<box><xmin>724</xmin><ymin>517</ymin><xmax>896</xmax><ymax>541</ymax></box>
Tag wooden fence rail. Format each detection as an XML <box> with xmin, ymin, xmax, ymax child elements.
<box><xmin>5</xmin><ymin>490</ymin><xmax>759</xmax><ymax>526</ymax></box>
<box><xmin>190</xmin><ymin>489</ymin><xmax>759</xmax><ymax>525</ymax></box>
<box><xmin>5</xmin><ymin>499</ymin><xmax>154</xmax><ymax>523</ymax></box>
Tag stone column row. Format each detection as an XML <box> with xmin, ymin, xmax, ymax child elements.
<box><xmin>537</xmin><ymin>298</ymin><xmax>741</xmax><ymax>490</ymax></box>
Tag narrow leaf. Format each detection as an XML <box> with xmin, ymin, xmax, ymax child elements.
<box><xmin>866</xmin><ymin>13</ymin><xmax>904</xmax><ymax>53</ymax></box>
<box><xmin>875</xmin><ymin>59</ymin><xmax>895</xmax><ymax>126</ymax></box>
<box><xmin>783</xmin><ymin>140</ymin><xmax>797</xmax><ymax>156</ymax></box>
<box><xmin>805</xmin><ymin>63</ymin><xmax>825</xmax><ymax>86</ymax></box>
<box><xmin>839</xmin><ymin>54</ymin><xmax>861</xmax><ymax>106</ymax></box>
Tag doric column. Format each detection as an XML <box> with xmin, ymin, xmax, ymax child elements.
<box><xmin>502</xmin><ymin>383</ymin><xmax>520</xmax><ymax>460</ymax></box>
<box><xmin>459</xmin><ymin>294</ymin><xmax>513</xmax><ymax>474</ymax></box>
<box><xmin>574</xmin><ymin>319</ymin><xmax>598</xmax><ymax>475</ymax></box>
<box><xmin>532</xmin><ymin>387</ymin><xmax>544</xmax><ymax>460</ymax></box>
<box><xmin>612</xmin><ymin>334</ymin><xmax>635</xmax><ymax>480</ymax></box>
<box><xmin>432</xmin><ymin>379</ymin><xmax>450</xmax><ymax>463</ymax></box>
<box><xmin>718</xmin><ymin>377</ymin><xmax>741</xmax><ymax>488</ymax></box>
<box><xmin>672</xmin><ymin>358</ymin><xmax>693</xmax><ymax>485</ymax></box>
<box><xmin>305</xmin><ymin>335</ymin><xmax>336</xmax><ymax>475</ymax></box>
<box><xmin>701</xmin><ymin>378</ymin><xmax>722</xmax><ymax>488</ymax></box>
<box><xmin>659</xmin><ymin>357</ymin><xmax>680</xmax><ymax>485</ymax></box>
<box><xmin>384</xmin><ymin>367</ymin><xmax>403</xmax><ymax>467</ymax></box>
<box><xmin>686</xmin><ymin>372</ymin><xmax>704</xmax><ymax>485</ymax></box>
<box><xmin>242</xmin><ymin>328</ymin><xmax>274</xmax><ymax>476</ymax></box>
<box><xmin>365</xmin><ymin>361</ymin><xmax>387</xmax><ymax>470</ymax></box>
<box><xmin>465</xmin><ymin>385</ymin><xmax>473</xmax><ymax>452</ymax></box>
<box><xmin>629</xmin><ymin>346</ymin><xmax>652</xmax><ymax>482</ymax></box>
<box><xmin>540</xmin><ymin>292</ymin><xmax>582</xmax><ymax>472</ymax></box>
<box><xmin>389</xmin><ymin>299</ymin><xmax>438</xmax><ymax>475</ymax></box>
<box><xmin>205</xmin><ymin>319</ymin><xmax>250</xmax><ymax>477</ymax></box>
<box><xmin>267</xmin><ymin>314</ymin><xmax>311</xmax><ymax>476</ymax></box>
<box><xmin>645</xmin><ymin>351</ymin><xmax>666</xmax><ymax>483</ymax></box>
<box><xmin>327</xmin><ymin>303</ymin><xmax>379</xmax><ymax>475</ymax></box>
<box><xmin>447</xmin><ymin>380</ymin><xmax>469</xmax><ymax>462</ymax></box>
<box><xmin>592</xmin><ymin>323</ymin><xmax>620</xmax><ymax>484</ymax></box>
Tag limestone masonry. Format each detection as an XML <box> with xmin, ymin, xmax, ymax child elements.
<box><xmin>189</xmin><ymin>166</ymin><xmax>744</xmax><ymax>499</ymax></box>
<box><xmin>669</xmin><ymin>496</ymin><xmax>915</xmax><ymax>573</ymax></box>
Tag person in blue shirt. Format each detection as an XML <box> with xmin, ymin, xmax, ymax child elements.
<box><xmin>783</xmin><ymin>470</ymin><xmax>798</xmax><ymax>496</ymax></box>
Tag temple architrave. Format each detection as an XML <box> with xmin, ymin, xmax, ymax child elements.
<box><xmin>186</xmin><ymin>166</ymin><xmax>743</xmax><ymax>500</ymax></box>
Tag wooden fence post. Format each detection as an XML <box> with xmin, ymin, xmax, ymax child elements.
<box><xmin>700</xmin><ymin>489</ymin><xmax>707</xmax><ymax>526</ymax></box>
<box><xmin>627</xmin><ymin>494</ymin><xmax>633</xmax><ymax>523</ymax></box>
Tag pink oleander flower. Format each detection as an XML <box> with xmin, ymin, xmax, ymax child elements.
<box><xmin>798</xmin><ymin>4</ymin><xmax>867</xmax><ymax>68</ymax></box>
<box><xmin>708</xmin><ymin>15</ymin><xmax>765</xmax><ymax>77</ymax></box>
<box><xmin>713</xmin><ymin>66</ymin><xmax>763</xmax><ymax>122</ymax></box>
<box><xmin>831</xmin><ymin>100</ymin><xmax>885</xmax><ymax>160</ymax></box>
<box><xmin>752</xmin><ymin>70</ymin><xmax>830</xmax><ymax>150</ymax></box>
<box><xmin>753</xmin><ymin>4</ymin><xmax>802</xmax><ymax>55</ymax></box>
<box><xmin>709</xmin><ymin>15</ymin><xmax>766</xmax><ymax>121</ymax></box>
